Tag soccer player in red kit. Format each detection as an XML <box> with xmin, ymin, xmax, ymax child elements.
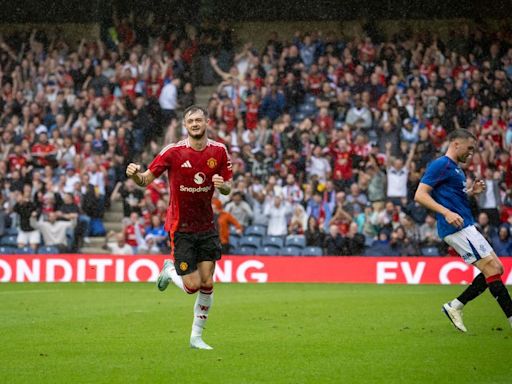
<box><xmin>125</xmin><ymin>105</ymin><xmax>232</xmax><ymax>350</ymax></box>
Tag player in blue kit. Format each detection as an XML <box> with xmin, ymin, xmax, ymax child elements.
<box><xmin>415</xmin><ymin>129</ymin><xmax>512</xmax><ymax>332</ymax></box>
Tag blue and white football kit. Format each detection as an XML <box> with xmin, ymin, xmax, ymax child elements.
<box><xmin>420</xmin><ymin>156</ymin><xmax>492</xmax><ymax>264</ymax></box>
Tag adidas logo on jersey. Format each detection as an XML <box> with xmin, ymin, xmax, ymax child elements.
<box><xmin>181</xmin><ymin>160</ymin><xmax>192</xmax><ymax>168</ymax></box>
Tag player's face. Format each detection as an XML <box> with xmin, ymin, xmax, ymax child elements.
<box><xmin>456</xmin><ymin>138</ymin><xmax>476</xmax><ymax>163</ymax></box>
<box><xmin>184</xmin><ymin>110</ymin><xmax>208</xmax><ymax>140</ymax></box>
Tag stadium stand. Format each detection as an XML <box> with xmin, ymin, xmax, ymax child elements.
<box><xmin>234</xmin><ymin>246</ymin><xmax>256</xmax><ymax>256</ymax></box>
<box><xmin>0</xmin><ymin>19</ymin><xmax>511</xmax><ymax>257</ymax></box>
<box><xmin>285</xmin><ymin>235</ymin><xmax>307</xmax><ymax>249</ymax></box>
<box><xmin>302</xmin><ymin>246</ymin><xmax>324</xmax><ymax>256</ymax></box>
<box><xmin>244</xmin><ymin>225</ymin><xmax>267</xmax><ymax>238</ymax></box>
<box><xmin>261</xmin><ymin>236</ymin><xmax>285</xmax><ymax>249</ymax></box>
<box><xmin>239</xmin><ymin>236</ymin><xmax>262</xmax><ymax>249</ymax></box>
<box><xmin>279</xmin><ymin>246</ymin><xmax>303</xmax><ymax>256</ymax></box>
<box><xmin>257</xmin><ymin>246</ymin><xmax>280</xmax><ymax>256</ymax></box>
<box><xmin>0</xmin><ymin>246</ymin><xmax>17</xmax><ymax>254</ymax></box>
<box><xmin>38</xmin><ymin>245</ymin><xmax>62</xmax><ymax>254</ymax></box>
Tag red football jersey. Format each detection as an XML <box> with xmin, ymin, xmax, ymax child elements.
<box><xmin>148</xmin><ymin>138</ymin><xmax>233</xmax><ymax>233</ymax></box>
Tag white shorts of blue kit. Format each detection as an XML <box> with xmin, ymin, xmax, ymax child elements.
<box><xmin>444</xmin><ymin>225</ymin><xmax>493</xmax><ymax>264</ymax></box>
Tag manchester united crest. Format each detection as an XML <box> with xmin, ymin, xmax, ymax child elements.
<box><xmin>207</xmin><ymin>158</ymin><xmax>217</xmax><ymax>169</ymax></box>
<box><xmin>179</xmin><ymin>262</ymin><xmax>188</xmax><ymax>271</ymax></box>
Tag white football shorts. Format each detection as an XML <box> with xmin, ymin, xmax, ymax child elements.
<box><xmin>444</xmin><ymin>225</ymin><xmax>493</xmax><ymax>264</ymax></box>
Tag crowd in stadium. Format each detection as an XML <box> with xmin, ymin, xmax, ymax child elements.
<box><xmin>0</xmin><ymin>16</ymin><xmax>511</xmax><ymax>256</ymax></box>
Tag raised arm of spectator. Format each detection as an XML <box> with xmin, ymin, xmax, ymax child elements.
<box><xmin>233</xmin><ymin>43</ymin><xmax>250</xmax><ymax>63</ymax></box>
<box><xmin>242</xmin><ymin>200</ymin><xmax>254</xmax><ymax>220</ymax></box>
<box><xmin>110</xmin><ymin>181</ymin><xmax>123</xmax><ymax>202</ymax></box>
<box><xmin>96</xmin><ymin>37</ymin><xmax>105</xmax><ymax>60</ymax></box>
<box><xmin>384</xmin><ymin>141</ymin><xmax>393</xmax><ymax>168</ymax></box>
<box><xmin>331</xmin><ymin>206</ymin><xmax>352</xmax><ymax>224</ymax></box>
<box><xmin>209</xmin><ymin>56</ymin><xmax>230</xmax><ymax>81</ymax></box>
<box><xmin>0</xmin><ymin>38</ymin><xmax>17</xmax><ymax>62</ymax></box>
<box><xmin>29</xmin><ymin>29</ymin><xmax>37</xmax><ymax>53</ymax></box>
<box><xmin>405</xmin><ymin>143</ymin><xmax>417</xmax><ymax>170</ymax></box>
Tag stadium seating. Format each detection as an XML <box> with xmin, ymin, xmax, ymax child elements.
<box><xmin>285</xmin><ymin>235</ymin><xmax>306</xmax><ymax>249</ymax></box>
<box><xmin>229</xmin><ymin>236</ymin><xmax>240</xmax><ymax>249</ymax></box>
<box><xmin>244</xmin><ymin>225</ymin><xmax>267</xmax><ymax>237</ymax></box>
<box><xmin>17</xmin><ymin>246</ymin><xmax>34</xmax><ymax>254</ymax></box>
<box><xmin>4</xmin><ymin>227</ymin><xmax>19</xmax><ymax>236</ymax></box>
<box><xmin>0</xmin><ymin>246</ymin><xmax>18</xmax><ymax>254</ymax></box>
<box><xmin>421</xmin><ymin>246</ymin><xmax>441</xmax><ymax>256</ymax></box>
<box><xmin>301</xmin><ymin>246</ymin><xmax>323</xmax><ymax>256</ymax></box>
<box><xmin>298</xmin><ymin>103</ymin><xmax>317</xmax><ymax>117</ymax></box>
<box><xmin>239</xmin><ymin>236</ymin><xmax>262</xmax><ymax>249</ymax></box>
<box><xmin>279</xmin><ymin>246</ymin><xmax>302</xmax><ymax>256</ymax></box>
<box><xmin>293</xmin><ymin>112</ymin><xmax>307</xmax><ymax>123</ymax></box>
<box><xmin>256</xmin><ymin>246</ymin><xmax>279</xmax><ymax>256</ymax></box>
<box><xmin>261</xmin><ymin>236</ymin><xmax>284</xmax><ymax>249</ymax></box>
<box><xmin>38</xmin><ymin>246</ymin><xmax>61</xmax><ymax>254</ymax></box>
<box><xmin>234</xmin><ymin>246</ymin><xmax>256</xmax><ymax>255</ymax></box>
<box><xmin>305</xmin><ymin>94</ymin><xmax>317</xmax><ymax>104</ymax></box>
<box><xmin>0</xmin><ymin>235</ymin><xmax>18</xmax><ymax>247</ymax></box>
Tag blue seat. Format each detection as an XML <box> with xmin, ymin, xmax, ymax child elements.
<box><xmin>293</xmin><ymin>112</ymin><xmax>306</xmax><ymax>123</ymax></box>
<box><xmin>244</xmin><ymin>225</ymin><xmax>267</xmax><ymax>237</ymax></box>
<box><xmin>256</xmin><ymin>246</ymin><xmax>279</xmax><ymax>256</ymax></box>
<box><xmin>5</xmin><ymin>227</ymin><xmax>19</xmax><ymax>236</ymax></box>
<box><xmin>279</xmin><ymin>246</ymin><xmax>302</xmax><ymax>256</ymax></box>
<box><xmin>239</xmin><ymin>236</ymin><xmax>261</xmax><ymax>249</ymax></box>
<box><xmin>229</xmin><ymin>226</ymin><xmax>241</xmax><ymax>238</ymax></box>
<box><xmin>17</xmin><ymin>246</ymin><xmax>35</xmax><ymax>254</ymax></box>
<box><xmin>0</xmin><ymin>235</ymin><xmax>18</xmax><ymax>247</ymax></box>
<box><xmin>229</xmin><ymin>236</ymin><xmax>240</xmax><ymax>249</ymax></box>
<box><xmin>302</xmin><ymin>246</ymin><xmax>323</xmax><ymax>256</ymax></box>
<box><xmin>306</xmin><ymin>94</ymin><xmax>317</xmax><ymax>104</ymax></box>
<box><xmin>421</xmin><ymin>246</ymin><xmax>441</xmax><ymax>256</ymax></box>
<box><xmin>38</xmin><ymin>246</ymin><xmax>61</xmax><ymax>254</ymax></box>
<box><xmin>285</xmin><ymin>235</ymin><xmax>306</xmax><ymax>249</ymax></box>
<box><xmin>233</xmin><ymin>246</ymin><xmax>255</xmax><ymax>256</ymax></box>
<box><xmin>299</xmin><ymin>103</ymin><xmax>317</xmax><ymax>116</ymax></box>
<box><xmin>261</xmin><ymin>236</ymin><xmax>284</xmax><ymax>249</ymax></box>
<box><xmin>0</xmin><ymin>246</ymin><xmax>17</xmax><ymax>254</ymax></box>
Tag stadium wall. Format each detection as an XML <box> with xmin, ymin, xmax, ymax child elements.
<box><xmin>0</xmin><ymin>23</ymin><xmax>100</xmax><ymax>44</ymax></box>
<box><xmin>232</xmin><ymin>18</ymin><xmax>512</xmax><ymax>50</ymax></box>
<box><xmin>1</xmin><ymin>255</ymin><xmax>511</xmax><ymax>285</ymax></box>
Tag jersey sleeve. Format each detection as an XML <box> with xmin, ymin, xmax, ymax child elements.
<box><xmin>219</xmin><ymin>145</ymin><xmax>233</xmax><ymax>181</ymax></box>
<box><xmin>148</xmin><ymin>150</ymin><xmax>172</xmax><ymax>178</ymax></box>
<box><xmin>420</xmin><ymin>158</ymin><xmax>450</xmax><ymax>188</ymax></box>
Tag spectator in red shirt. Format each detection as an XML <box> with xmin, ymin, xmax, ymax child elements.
<box><xmin>315</xmin><ymin>107</ymin><xmax>334</xmax><ymax>132</ymax></box>
<box><xmin>31</xmin><ymin>132</ymin><xmax>56</xmax><ymax>168</ymax></box>
<box><xmin>8</xmin><ymin>144</ymin><xmax>28</xmax><ymax>171</ymax></box>
<box><xmin>124</xmin><ymin>212</ymin><xmax>146</xmax><ymax>253</ymax></box>
<box><xmin>245</xmin><ymin>92</ymin><xmax>260</xmax><ymax>130</ymax></box>
<box><xmin>481</xmin><ymin>108</ymin><xmax>506</xmax><ymax>148</ymax></box>
<box><xmin>331</xmin><ymin>138</ymin><xmax>353</xmax><ymax>189</ymax></box>
<box><xmin>119</xmin><ymin>68</ymin><xmax>137</xmax><ymax>100</ymax></box>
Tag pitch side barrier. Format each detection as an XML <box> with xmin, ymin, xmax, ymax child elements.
<box><xmin>0</xmin><ymin>255</ymin><xmax>511</xmax><ymax>284</ymax></box>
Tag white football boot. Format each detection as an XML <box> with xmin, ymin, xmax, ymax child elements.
<box><xmin>190</xmin><ymin>336</ymin><xmax>213</xmax><ymax>350</ymax></box>
<box><xmin>442</xmin><ymin>303</ymin><xmax>467</xmax><ymax>332</ymax></box>
<box><xmin>156</xmin><ymin>259</ymin><xmax>174</xmax><ymax>292</ymax></box>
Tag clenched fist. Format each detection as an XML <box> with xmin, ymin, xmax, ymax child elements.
<box><xmin>212</xmin><ymin>174</ymin><xmax>224</xmax><ymax>189</ymax></box>
<box><xmin>126</xmin><ymin>163</ymin><xmax>141</xmax><ymax>178</ymax></box>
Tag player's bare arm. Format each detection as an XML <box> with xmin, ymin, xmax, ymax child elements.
<box><xmin>126</xmin><ymin>163</ymin><xmax>156</xmax><ymax>187</ymax></box>
<box><xmin>212</xmin><ymin>174</ymin><xmax>232</xmax><ymax>195</ymax></box>
<box><xmin>414</xmin><ymin>183</ymin><xmax>464</xmax><ymax>228</ymax></box>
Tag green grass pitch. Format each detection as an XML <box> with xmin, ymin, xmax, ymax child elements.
<box><xmin>0</xmin><ymin>283</ymin><xmax>511</xmax><ymax>384</ymax></box>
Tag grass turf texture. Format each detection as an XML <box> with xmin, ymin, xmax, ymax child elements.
<box><xmin>0</xmin><ymin>284</ymin><xmax>510</xmax><ymax>384</ymax></box>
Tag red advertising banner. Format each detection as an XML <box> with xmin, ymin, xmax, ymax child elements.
<box><xmin>1</xmin><ymin>254</ymin><xmax>511</xmax><ymax>284</ymax></box>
